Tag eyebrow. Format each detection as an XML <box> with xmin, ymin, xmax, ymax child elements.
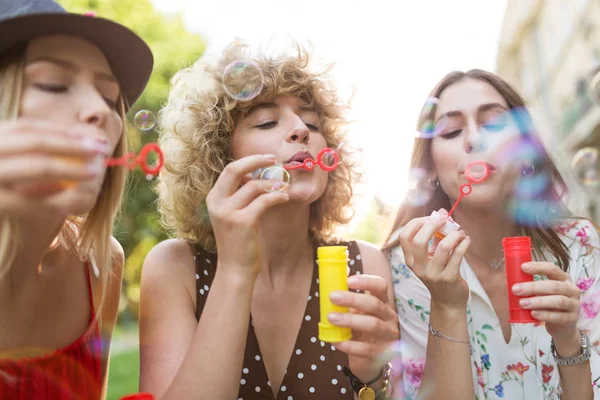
<box><xmin>246</xmin><ymin>101</ymin><xmax>318</xmax><ymax>116</ymax></box>
<box><xmin>435</xmin><ymin>102</ymin><xmax>508</xmax><ymax>123</ymax></box>
<box><xmin>27</xmin><ymin>56</ymin><xmax>118</xmax><ymax>83</ymax></box>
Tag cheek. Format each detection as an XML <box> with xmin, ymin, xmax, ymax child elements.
<box><xmin>107</xmin><ymin>115</ymin><xmax>124</xmax><ymax>153</ymax></box>
<box><xmin>19</xmin><ymin>87</ymin><xmax>64</xmax><ymax>120</ymax></box>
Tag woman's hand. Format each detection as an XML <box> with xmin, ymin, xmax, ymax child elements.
<box><xmin>512</xmin><ymin>262</ymin><xmax>581</xmax><ymax>344</ymax></box>
<box><xmin>398</xmin><ymin>209</ymin><xmax>471</xmax><ymax>310</ymax></box>
<box><xmin>328</xmin><ymin>274</ymin><xmax>400</xmax><ymax>383</ymax></box>
<box><xmin>206</xmin><ymin>154</ymin><xmax>290</xmax><ymax>276</ymax></box>
<box><xmin>0</xmin><ymin>120</ymin><xmax>111</xmax><ymax>216</ymax></box>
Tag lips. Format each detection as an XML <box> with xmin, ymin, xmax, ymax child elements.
<box><xmin>286</xmin><ymin>150</ymin><xmax>313</xmax><ymax>165</ymax></box>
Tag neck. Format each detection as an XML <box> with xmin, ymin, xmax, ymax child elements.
<box><xmin>1</xmin><ymin>212</ymin><xmax>67</xmax><ymax>293</ymax></box>
<box><xmin>257</xmin><ymin>202</ymin><xmax>313</xmax><ymax>287</ymax></box>
<box><xmin>452</xmin><ymin>205</ymin><xmax>520</xmax><ymax>267</ymax></box>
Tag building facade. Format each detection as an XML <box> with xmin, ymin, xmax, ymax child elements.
<box><xmin>496</xmin><ymin>0</ymin><xmax>600</xmax><ymax>221</ymax></box>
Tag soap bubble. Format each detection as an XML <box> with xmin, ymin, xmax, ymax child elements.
<box><xmin>222</xmin><ymin>60</ymin><xmax>264</xmax><ymax>101</ymax></box>
<box><xmin>571</xmin><ymin>147</ymin><xmax>600</xmax><ymax>188</ymax></box>
<box><xmin>133</xmin><ymin>110</ymin><xmax>156</xmax><ymax>131</ymax></box>
<box><xmin>252</xmin><ymin>165</ymin><xmax>290</xmax><ymax>192</ymax></box>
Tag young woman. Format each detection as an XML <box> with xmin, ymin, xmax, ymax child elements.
<box><xmin>384</xmin><ymin>70</ymin><xmax>599</xmax><ymax>400</ymax></box>
<box><xmin>0</xmin><ymin>0</ymin><xmax>153</xmax><ymax>398</ymax></box>
<box><xmin>139</xmin><ymin>40</ymin><xmax>399</xmax><ymax>399</ymax></box>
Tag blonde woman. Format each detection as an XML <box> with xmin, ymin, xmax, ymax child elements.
<box><xmin>0</xmin><ymin>0</ymin><xmax>152</xmax><ymax>398</ymax></box>
<box><xmin>139</xmin><ymin>40</ymin><xmax>399</xmax><ymax>399</ymax></box>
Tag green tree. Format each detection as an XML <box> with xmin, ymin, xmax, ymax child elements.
<box><xmin>58</xmin><ymin>0</ymin><xmax>206</xmax><ymax>319</ymax></box>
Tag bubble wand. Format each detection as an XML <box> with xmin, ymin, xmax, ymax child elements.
<box><xmin>446</xmin><ymin>160</ymin><xmax>491</xmax><ymax>218</ymax></box>
<box><xmin>105</xmin><ymin>143</ymin><xmax>165</xmax><ymax>176</ymax></box>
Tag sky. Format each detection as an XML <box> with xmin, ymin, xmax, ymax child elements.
<box><xmin>150</xmin><ymin>0</ymin><xmax>508</xmax><ymax>211</ymax></box>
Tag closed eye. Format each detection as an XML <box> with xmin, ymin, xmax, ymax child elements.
<box><xmin>35</xmin><ymin>83</ymin><xmax>67</xmax><ymax>93</ymax></box>
<box><xmin>305</xmin><ymin>123</ymin><xmax>320</xmax><ymax>131</ymax></box>
<box><xmin>441</xmin><ymin>129</ymin><xmax>462</xmax><ymax>139</ymax></box>
<box><xmin>256</xmin><ymin>121</ymin><xmax>277</xmax><ymax>129</ymax></box>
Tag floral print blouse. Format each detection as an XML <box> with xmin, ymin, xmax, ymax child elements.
<box><xmin>387</xmin><ymin>218</ymin><xmax>600</xmax><ymax>399</ymax></box>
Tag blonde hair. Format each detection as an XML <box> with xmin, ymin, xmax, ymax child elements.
<box><xmin>0</xmin><ymin>43</ymin><xmax>128</xmax><ymax>307</ymax></box>
<box><xmin>383</xmin><ymin>70</ymin><xmax>571</xmax><ymax>271</ymax></box>
<box><xmin>157</xmin><ymin>39</ymin><xmax>360</xmax><ymax>251</ymax></box>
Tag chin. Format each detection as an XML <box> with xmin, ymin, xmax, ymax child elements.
<box><xmin>287</xmin><ymin>182</ymin><xmax>325</xmax><ymax>204</ymax></box>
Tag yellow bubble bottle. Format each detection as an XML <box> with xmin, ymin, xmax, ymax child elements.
<box><xmin>317</xmin><ymin>246</ymin><xmax>352</xmax><ymax>343</ymax></box>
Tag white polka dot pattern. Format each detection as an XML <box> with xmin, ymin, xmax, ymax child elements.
<box><xmin>193</xmin><ymin>242</ymin><xmax>363</xmax><ymax>399</ymax></box>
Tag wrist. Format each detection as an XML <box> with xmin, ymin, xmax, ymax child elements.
<box><xmin>214</xmin><ymin>265</ymin><xmax>257</xmax><ymax>289</ymax></box>
<box><xmin>553</xmin><ymin>330</ymin><xmax>582</xmax><ymax>358</ymax></box>
<box><xmin>430</xmin><ymin>301</ymin><xmax>467</xmax><ymax>319</ymax></box>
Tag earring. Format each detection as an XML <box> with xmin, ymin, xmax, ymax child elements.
<box><xmin>521</xmin><ymin>162</ymin><xmax>535</xmax><ymax>176</ymax></box>
<box><xmin>428</xmin><ymin>177</ymin><xmax>439</xmax><ymax>190</ymax></box>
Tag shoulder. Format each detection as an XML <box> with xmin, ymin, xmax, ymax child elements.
<box><xmin>110</xmin><ymin>236</ymin><xmax>125</xmax><ymax>275</ymax></box>
<box><xmin>141</xmin><ymin>238</ymin><xmax>197</xmax><ymax>301</ymax></box>
<box><xmin>354</xmin><ymin>240</ymin><xmax>387</xmax><ymax>276</ymax></box>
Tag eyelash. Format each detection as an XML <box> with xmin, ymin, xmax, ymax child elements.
<box><xmin>34</xmin><ymin>83</ymin><xmax>118</xmax><ymax>110</ymax></box>
<box><xmin>256</xmin><ymin>120</ymin><xmax>320</xmax><ymax>131</ymax></box>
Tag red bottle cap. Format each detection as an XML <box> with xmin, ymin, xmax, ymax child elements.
<box><xmin>120</xmin><ymin>394</ymin><xmax>154</xmax><ymax>400</ymax></box>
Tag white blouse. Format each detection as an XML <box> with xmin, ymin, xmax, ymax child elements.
<box><xmin>387</xmin><ymin>218</ymin><xmax>600</xmax><ymax>399</ymax></box>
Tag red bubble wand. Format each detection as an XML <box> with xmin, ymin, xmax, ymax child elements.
<box><xmin>283</xmin><ymin>148</ymin><xmax>340</xmax><ymax>172</ymax></box>
<box><xmin>105</xmin><ymin>143</ymin><xmax>165</xmax><ymax>176</ymax></box>
<box><xmin>447</xmin><ymin>161</ymin><xmax>491</xmax><ymax>218</ymax></box>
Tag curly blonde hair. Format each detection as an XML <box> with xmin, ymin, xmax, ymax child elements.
<box><xmin>157</xmin><ymin>39</ymin><xmax>360</xmax><ymax>252</ymax></box>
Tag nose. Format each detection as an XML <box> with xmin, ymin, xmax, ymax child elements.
<box><xmin>286</xmin><ymin>115</ymin><xmax>310</xmax><ymax>145</ymax></box>
<box><xmin>78</xmin><ymin>86</ymin><xmax>111</xmax><ymax>129</ymax></box>
<box><xmin>464</xmin><ymin>119</ymin><xmax>483</xmax><ymax>154</ymax></box>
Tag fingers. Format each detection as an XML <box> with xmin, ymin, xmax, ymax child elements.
<box><xmin>0</xmin><ymin>155</ymin><xmax>101</xmax><ymax>186</ymax></box>
<box><xmin>328</xmin><ymin>311</ymin><xmax>398</xmax><ymax>341</ymax></box>
<box><xmin>439</xmin><ymin>235</ymin><xmax>471</xmax><ymax>279</ymax></box>
<box><xmin>428</xmin><ymin>231</ymin><xmax>467</xmax><ymax>275</ymax></box>
<box><xmin>530</xmin><ymin>309</ymin><xmax>579</xmax><ymax>325</ymax></box>
<box><xmin>211</xmin><ymin>154</ymin><xmax>277</xmax><ymax>197</ymax></box>
<box><xmin>0</xmin><ymin>120</ymin><xmax>113</xmax><ymax>157</ymax></box>
<box><xmin>412</xmin><ymin>218</ymin><xmax>446</xmax><ymax>266</ymax></box>
<box><xmin>397</xmin><ymin>216</ymin><xmax>428</xmax><ymax>268</ymax></box>
<box><xmin>330</xmin><ymin>291</ymin><xmax>394</xmax><ymax>322</ymax></box>
<box><xmin>240</xmin><ymin>190</ymin><xmax>290</xmax><ymax>219</ymax></box>
<box><xmin>332</xmin><ymin>340</ymin><xmax>391</xmax><ymax>359</ymax></box>
<box><xmin>512</xmin><ymin>280</ymin><xmax>581</xmax><ymax>299</ymax></box>
<box><xmin>519</xmin><ymin>295</ymin><xmax>579</xmax><ymax>313</ymax></box>
<box><xmin>521</xmin><ymin>261</ymin><xmax>570</xmax><ymax>282</ymax></box>
<box><xmin>346</xmin><ymin>274</ymin><xmax>389</xmax><ymax>304</ymax></box>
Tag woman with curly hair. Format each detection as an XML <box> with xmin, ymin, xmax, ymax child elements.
<box><xmin>138</xmin><ymin>40</ymin><xmax>399</xmax><ymax>399</ymax></box>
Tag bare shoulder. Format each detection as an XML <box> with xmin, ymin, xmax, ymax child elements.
<box><xmin>141</xmin><ymin>238</ymin><xmax>197</xmax><ymax>306</ymax></box>
<box><xmin>355</xmin><ymin>240</ymin><xmax>388</xmax><ymax>276</ymax></box>
<box><xmin>355</xmin><ymin>240</ymin><xmax>394</xmax><ymax>305</ymax></box>
<box><xmin>110</xmin><ymin>236</ymin><xmax>125</xmax><ymax>277</ymax></box>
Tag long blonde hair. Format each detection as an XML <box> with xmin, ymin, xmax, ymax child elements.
<box><xmin>0</xmin><ymin>43</ymin><xmax>128</xmax><ymax>307</ymax></box>
<box><xmin>383</xmin><ymin>70</ymin><xmax>571</xmax><ymax>271</ymax></box>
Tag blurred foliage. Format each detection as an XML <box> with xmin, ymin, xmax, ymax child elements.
<box><xmin>57</xmin><ymin>0</ymin><xmax>206</xmax><ymax>318</ymax></box>
<box><xmin>344</xmin><ymin>197</ymin><xmax>394</xmax><ymax>246</ymax></box>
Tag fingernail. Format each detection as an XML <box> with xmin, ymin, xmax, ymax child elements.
<box><xmin>519</xmin><ymin>298</ymin><xmax>530</xmax><ymax>307</ymax></box>
<box><xmin>330</xmin><ymin>292</ymin><xmax>343</xmax><ymax>302</ymax></box>
<box><xmin>347</xmin><ymin>276</ymin><xmax>358</xmax><ymax>285</ymax></box>
<box><xmin>512</xmin><ymin>284</ymin><xmax>523</xmax><ymax>294</ymax></box>
<box><xmin>522</xmin><ymin>263</ymin><xmax>531</xmax><ymax>271</ymax></box>
<box><xmin>328</xmin><ymin>312</ymin><xmax>341</xmax><ymax>322</ymax></box>
<box><xmin>264</xmin><ymin>154</ymin><xmax>276</xmax><ymax>160</ymax></box>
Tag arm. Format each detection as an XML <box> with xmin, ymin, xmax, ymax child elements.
<box><xmin>138</xmin><ymin>239</ymin><xmax>255</xmax><ymax>400</ymax></box>
<box><xmin>139</xmin><ymin>154</ymin><xmax>289</xmax><ymax>399</ymax></box>
<box><xmin>395</xmin><ymin>214</ymin><xmax>475</xmax><ymax>400</ymax></box>
<box><xmin>99</xmin><ymin>237</ymin><xmax>125</xmax><ymax>399</ymax></box>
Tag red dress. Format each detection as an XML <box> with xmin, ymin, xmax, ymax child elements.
<box><xmin>0</xmin><ymin>265</ymin><xmax>103</xmax><ymax>399</ymax></box>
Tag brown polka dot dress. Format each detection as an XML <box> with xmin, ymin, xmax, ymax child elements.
<box><xmin>193</xmin><ymin>241</ymin><xmax>364</xmax><ymax>400</ymax></box>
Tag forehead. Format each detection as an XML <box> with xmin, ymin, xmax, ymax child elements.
<box><xmin>25</xmin><ymin>34</ymin><xmax>113</xmax><ymax>76</ymax></box>
<box><xmin>435</xmin><ymin>78</ymin><xmax>509</xmax><ymax>119</ymax></box>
